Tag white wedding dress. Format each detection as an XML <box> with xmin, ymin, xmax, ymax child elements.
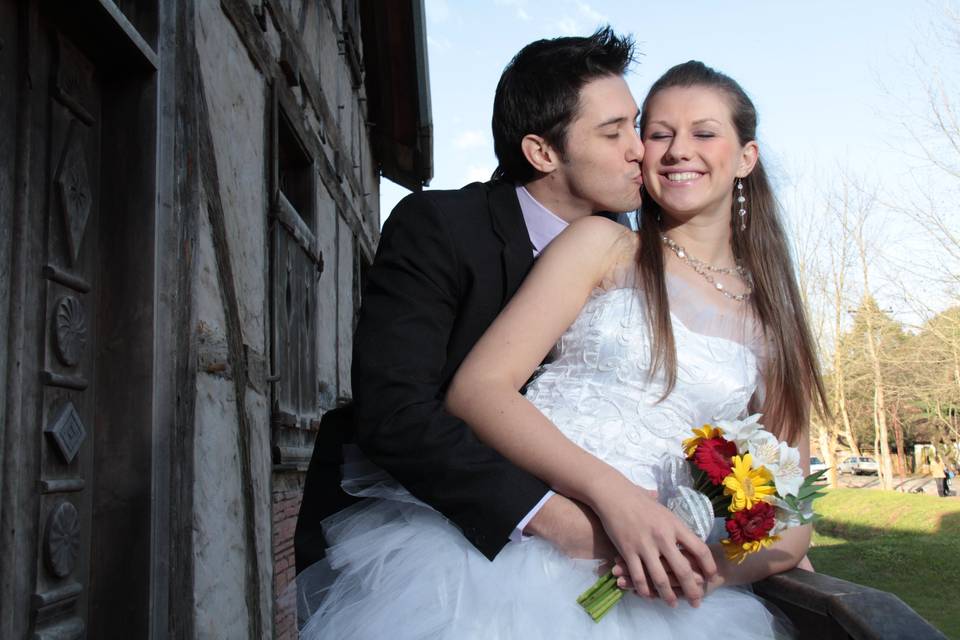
<box><xmin>297</xmin><ymin>273</ymin><xmax>791</xmax><ymax>639</ymax></box>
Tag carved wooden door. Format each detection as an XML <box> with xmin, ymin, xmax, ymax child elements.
<box><xmin>28</xmin><ymin>27</ymin><xmax>103</xmax><ymax>640</ymax></box>
<box><xmin>2</xmin><ymin>3</ymin><xmax>160</xmax><ymax>638</ymax></box>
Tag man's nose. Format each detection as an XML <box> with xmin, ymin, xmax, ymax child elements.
<box><xmin>626</xmin><ymin>128</ymin><xmax>644</xmax><ymax>163</ymax></box>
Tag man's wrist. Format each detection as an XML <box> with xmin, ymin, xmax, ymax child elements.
<box><xmin>522</xmin><ymin>494</ymin><xmax>613</xmax><ymax>560</ymax></box>
<box><xmin>510</xmin><ymin>490</ymin><xmax>555</xmax><ymax>543</ymax></box>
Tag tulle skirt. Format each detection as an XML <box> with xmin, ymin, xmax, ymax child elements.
<box><xmin>296</xmin><ymin>495</ymin><xmax>793</xmax><ymax>639</ymax></box>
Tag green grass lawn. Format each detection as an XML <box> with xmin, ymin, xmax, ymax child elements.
<box><xmin>808</xmin><ymin>488</ymin><xmax>960</xmax><ymax>639</ymax></box>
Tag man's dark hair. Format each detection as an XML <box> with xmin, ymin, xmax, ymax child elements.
<box><xmin>491</xmin><ymin>26</ymin><xmax>636</xmax><ymax>184</ymax></box>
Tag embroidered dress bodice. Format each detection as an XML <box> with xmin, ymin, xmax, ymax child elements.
<box><xmin>525</xmin><ymin>271</ymin><xmax>765</xmax><ymax>489</ymax></box>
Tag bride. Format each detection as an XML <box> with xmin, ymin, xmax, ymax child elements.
<box><xmin>299</xmin><ymin>60</ymin><xmax>827</xmax><ymax>639</ymax></box>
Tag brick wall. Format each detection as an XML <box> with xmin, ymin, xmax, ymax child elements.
<box><xmin>273</xmin><ymin>479</ymin><xmax>305</xmax><ymax>640</ymax></box>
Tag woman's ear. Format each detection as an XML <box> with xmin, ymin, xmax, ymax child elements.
<box><xmin>737</xmin><ymin>140</ymin><xmax>759</xmax><ymax>178</ymax></box>
<box><xmin>520</xmin><ymin>134</ymin><xmax>561</xmax><ymax>175</ymax></box>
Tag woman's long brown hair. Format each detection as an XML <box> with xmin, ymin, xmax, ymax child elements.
<box><xmin>637</xmin><ymin>61</ymin><xmax>828</xmax><ymax>444</ymax></box>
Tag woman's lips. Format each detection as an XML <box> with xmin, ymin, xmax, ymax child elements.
<box><xmin>660</xmin><ymin>171</ymin><xmax>704</xmax><ymax>185</ymax></box>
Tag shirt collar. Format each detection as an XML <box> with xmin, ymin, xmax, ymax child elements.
<box><xmin>515</xmin><ymin>185</ymin><xmax>569</xmax><ymax>257</ymax></box>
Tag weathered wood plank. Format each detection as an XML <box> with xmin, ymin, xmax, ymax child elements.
<box><xmin>754</xmin><ymin>569</ymin><xmax>948</xmax><ymax>640</ymax></box>
<box><xmin>167</xmin><ymin>3</ymin><xmax>201</xmax><ymax>635</ymax></box>
<box><xmin>196</xmin><ymin>49</ymin><xmax>266</xmax><ymax>640</ymax></box>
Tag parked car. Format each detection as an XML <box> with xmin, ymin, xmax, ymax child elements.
<box><xmin>809</xmin><ymin>456</ymin><xmax>830</xmax><ymax>474</ymax></box>
<box><xmin>838</xmin><ymin>456</ymin><xmax>879</xmax><ymax>475</ymax></box>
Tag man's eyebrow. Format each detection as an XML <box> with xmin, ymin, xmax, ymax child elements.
<box><xmin>596</xmin><ymin>110</ymin><xmax>641</xmax><ymax>128</ymax></box>
<box><xmin>648</xmin><ymin>118</ymin><xmax>722</xmax><ymax>127</ymax></box>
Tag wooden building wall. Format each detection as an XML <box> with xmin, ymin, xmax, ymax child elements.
<box><xmin>0</xmin><ymin>1</ymin><xmax>407</xmax><ymax>638</ymax></box>
<box><xmin>194</xmin><ymin>1</ymin><xmax>380</xmax><ymax>638</ymax></box>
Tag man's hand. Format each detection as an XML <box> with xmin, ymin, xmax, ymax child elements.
<box><xmin>590</xmin><ymin>481</ymin><xmax>717</xmax><ymax>609</ymax></box>
<box><xmin>523</xmin><ymin>494</ymin><xmax>616</xmax><ymax>559</ymax></box>
<box><xmin>612</xmin><ymin>546</ymin><xmax>721</xmax><ymax>604</ymax></box>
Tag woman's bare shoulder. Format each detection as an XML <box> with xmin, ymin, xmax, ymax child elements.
<box><xmin>553</xmin><ymin>216</ymin><xmax>636</xmax><ymax>256</ymax></box>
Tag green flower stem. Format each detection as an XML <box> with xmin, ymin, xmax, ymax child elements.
<box><xmin>576</xmin><ymin>570</ymin><xmax>627</xmax><ymax>622</ymax></box>
<box><xmin>589</xmin><ymin>586</ymin><xmax>624</xmax><ymax>622</ymax></box>
<box><xmin>581</xmin><ymin>578</ymin><xmax>617</xmax><ymax>611</ymax></box>
<box><xmin>577</xmin><ymin>572</ymin><xmax>615</xmax><ymax>605</ymax></box>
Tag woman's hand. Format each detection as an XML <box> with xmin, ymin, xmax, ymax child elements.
<box><xmin>612</xmin><ymin>526</ymin><xmax>813</xmax><ymax>604</ymax></box>
<box><xmin>612</xmin><ymin>546</ymin><xmax>723</xmax><ymax>605</ymax></box>
<box><xmin>590</xmin><ymin>480</ymin><xmax>717</xmax><ymax>608</ymax></box>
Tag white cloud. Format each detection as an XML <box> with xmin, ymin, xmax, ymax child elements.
<box><xmin>453</xmin><ymin>130</ymin><xmax>488</xmax><ymax>149</ymax></box>
<box><xmin>427</xmin><ymin>35</ymin><xmax>453</xmax><ymax>53</ymax></box>
<box><xmin>552</xmin><ymin>17</ymin><xmax>581</xmax><ymax>36</ymax></box>
<box><xmin>464</xmin><ymin>165</ymin><xmax>495</xmax><ymax>183</ymax></box>
<box><xmin>576</xmin><ymin>1</ymin><xmax>608</xmax><ymax>25</ymax></box>
<box><xmin>493</xmin><ymin>0</ymin><xmax>532</xmax><ymax>21</ymax></box>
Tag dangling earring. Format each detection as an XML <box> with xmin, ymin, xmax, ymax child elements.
<box><xmin>736</xmin><ymin>179</ymin><xmax>746</xmax><ymax>231</ymax></box>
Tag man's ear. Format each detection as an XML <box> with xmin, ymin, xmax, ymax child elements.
<box><xmin>520</xmin><ymin>134</ymin><xmax>561</xmax><ymax>175</ymax></box>
<box><xmin>736</xmin><ymin>140</ymin><xmax>759</xmax><ymax>178</ymax></box>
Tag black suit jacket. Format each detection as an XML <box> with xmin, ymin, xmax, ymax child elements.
<box><xmin>295</xmin><ymin>181</ymin><xmax>552</xmax><ymax>572</ymax></box>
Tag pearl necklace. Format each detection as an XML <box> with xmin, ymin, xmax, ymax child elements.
<box><xmin>660</xmin><ymin>235</ymin><xmax>753</xmax><ymax>302</ymax></box>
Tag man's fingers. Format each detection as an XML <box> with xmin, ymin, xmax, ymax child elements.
<box><xmin>611</xmin><ymin>557</ymin><xmax>638</xmax><ymax>590</ymax></box>
<box><xmin>640</xmin><ymin>549</ymin><xmax>677</xmax><ymax>607</ymax></box>
<box><xmin>624</xmin><ymin>555</ymin><xmax>651</xmax><ymax>599</ymax></box>
<box><xmin>677</xmin><ymin>528</ymin><xmax>717</xmax><ymax>579</ymax></box>
<box><xmin>661</xmin><ymin>546</ymin><xmax>703</xmax><ymax>607</ymax></box>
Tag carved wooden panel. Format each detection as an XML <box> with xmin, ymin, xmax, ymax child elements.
<box><xmin>30</xmin><ymin>24</ymin><xmax>101</xmax><ymax>640</ymax></box>
<box><xmin>44</xmin><ymin>502</ymin><xmax>81</xmax><ymax>578</ymax></box>
<box><xmin>54</xmin><ymin>125</ymin><xmax>92</xmax><ymax>265</ymax></box>
<box><xmin>53</xmin><ymin>295</ymin><xmax>87</xmax><ymax>366</ymax></box>
<box><xmin>3</xmin><ymin>4</ymin><xmax>160</xmax><ymax>638</ymax></box>
<box><xmin>44</xmin><ymin>401</ymin><xmax>86</xmax><ymax>465</ymax></box>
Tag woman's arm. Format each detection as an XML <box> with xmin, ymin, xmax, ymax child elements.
<box><xmin>446</xmin><ymin>216</ymin><xmax>717</xmax><ymax>608</ymax></box>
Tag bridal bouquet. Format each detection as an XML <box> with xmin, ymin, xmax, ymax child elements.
<box><xmin>577</xmin><ymin>415</ymin><xmax>826</xmax><ymax>622</ymax></box>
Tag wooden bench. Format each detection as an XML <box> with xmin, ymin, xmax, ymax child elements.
<box><xmin>754</xmin><ymin>569</ymin><xmax>947</xmax><ymax>639</ymax></box>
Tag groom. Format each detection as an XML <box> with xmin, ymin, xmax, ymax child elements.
<box><xmin>297</xmin><ymin>27</ymin><xmax>643</xmax><ymax>572</ymax></box>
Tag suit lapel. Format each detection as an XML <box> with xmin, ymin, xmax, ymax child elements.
<box><xmin>487</xmin><ymin>182</ymin><xmax>535</xmax><ymax>305</ymax></box>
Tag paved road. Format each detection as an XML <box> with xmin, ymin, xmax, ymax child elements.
<box><xmin>834</xmin><ymin>472</ymin><xmax>955</xmax><ymax>496</ymax></box>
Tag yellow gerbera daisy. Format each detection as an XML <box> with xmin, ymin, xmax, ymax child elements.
<box><xmin>722</xmin><ymin>453</ymin><xmax>776</xmax><ymax>512</ymax></box>
<box><xmin>682</xmin><ymin>424</ymin><xmax>725</xmax><ymax>458</ymax></box>
<box><xmin>721</xmin><ymin>535</ymin><xmax>781</xmax><ymax>564</ymax></box>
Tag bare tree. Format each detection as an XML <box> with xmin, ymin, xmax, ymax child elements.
<box><xmin>785</xmin><ymin>168</ymin><xmax>844</xmax><ymax>487</ymax></box>
<box><xmin>848</xmin><ymin>194</ymin><xmax>897</xmax><ymax>490</ymax></box>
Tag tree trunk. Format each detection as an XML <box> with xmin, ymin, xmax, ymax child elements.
<box><xmin>891</xmin><ymin>402</ymin><xmax>907</xmax><ymax>481</ymax></box>
<box><xmin>866</xmin><ymin>324</ymin><xmax>895</xmax><ymax>490</ymax></box>
<box><xmin>818</xmin><ymin>419</ymin><xmax>840</xmax><ymax>488</ymax></box>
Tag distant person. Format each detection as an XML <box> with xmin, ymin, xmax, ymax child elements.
<box><xmin>297</xmin><ymin>57</ymin><xmax>825</xmax><ymax>638</ymax></box>
<box><xmin>931</xmin><ymin>456</ymin><xmax>948</xmax><ymax>498</ymax></box>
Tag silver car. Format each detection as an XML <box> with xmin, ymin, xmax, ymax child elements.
<box><xmin>809</xmin><ymin>456</ymin><xmax>830</xmax><ymax>474</ymax></box>
<box><xmin>838</xmin><ymin>456</ymin><xmax>879</xmax><ymax>475</ymax></box>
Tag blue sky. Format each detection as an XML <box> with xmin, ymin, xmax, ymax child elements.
<box><xmin>379</xmin><ymin>0</ymin><xmax>958</xmax><ymax>324</ymax></box>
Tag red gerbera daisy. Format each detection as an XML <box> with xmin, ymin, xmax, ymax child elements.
<box><xmin>725</xmin><ymin>501</ymin><xmax>776</xmax><ymax>543</ymax></box>
<box><xmin>692</xmin><ymin>437</ymin><xmax>738</xmax><ymax>485</ymax></box>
